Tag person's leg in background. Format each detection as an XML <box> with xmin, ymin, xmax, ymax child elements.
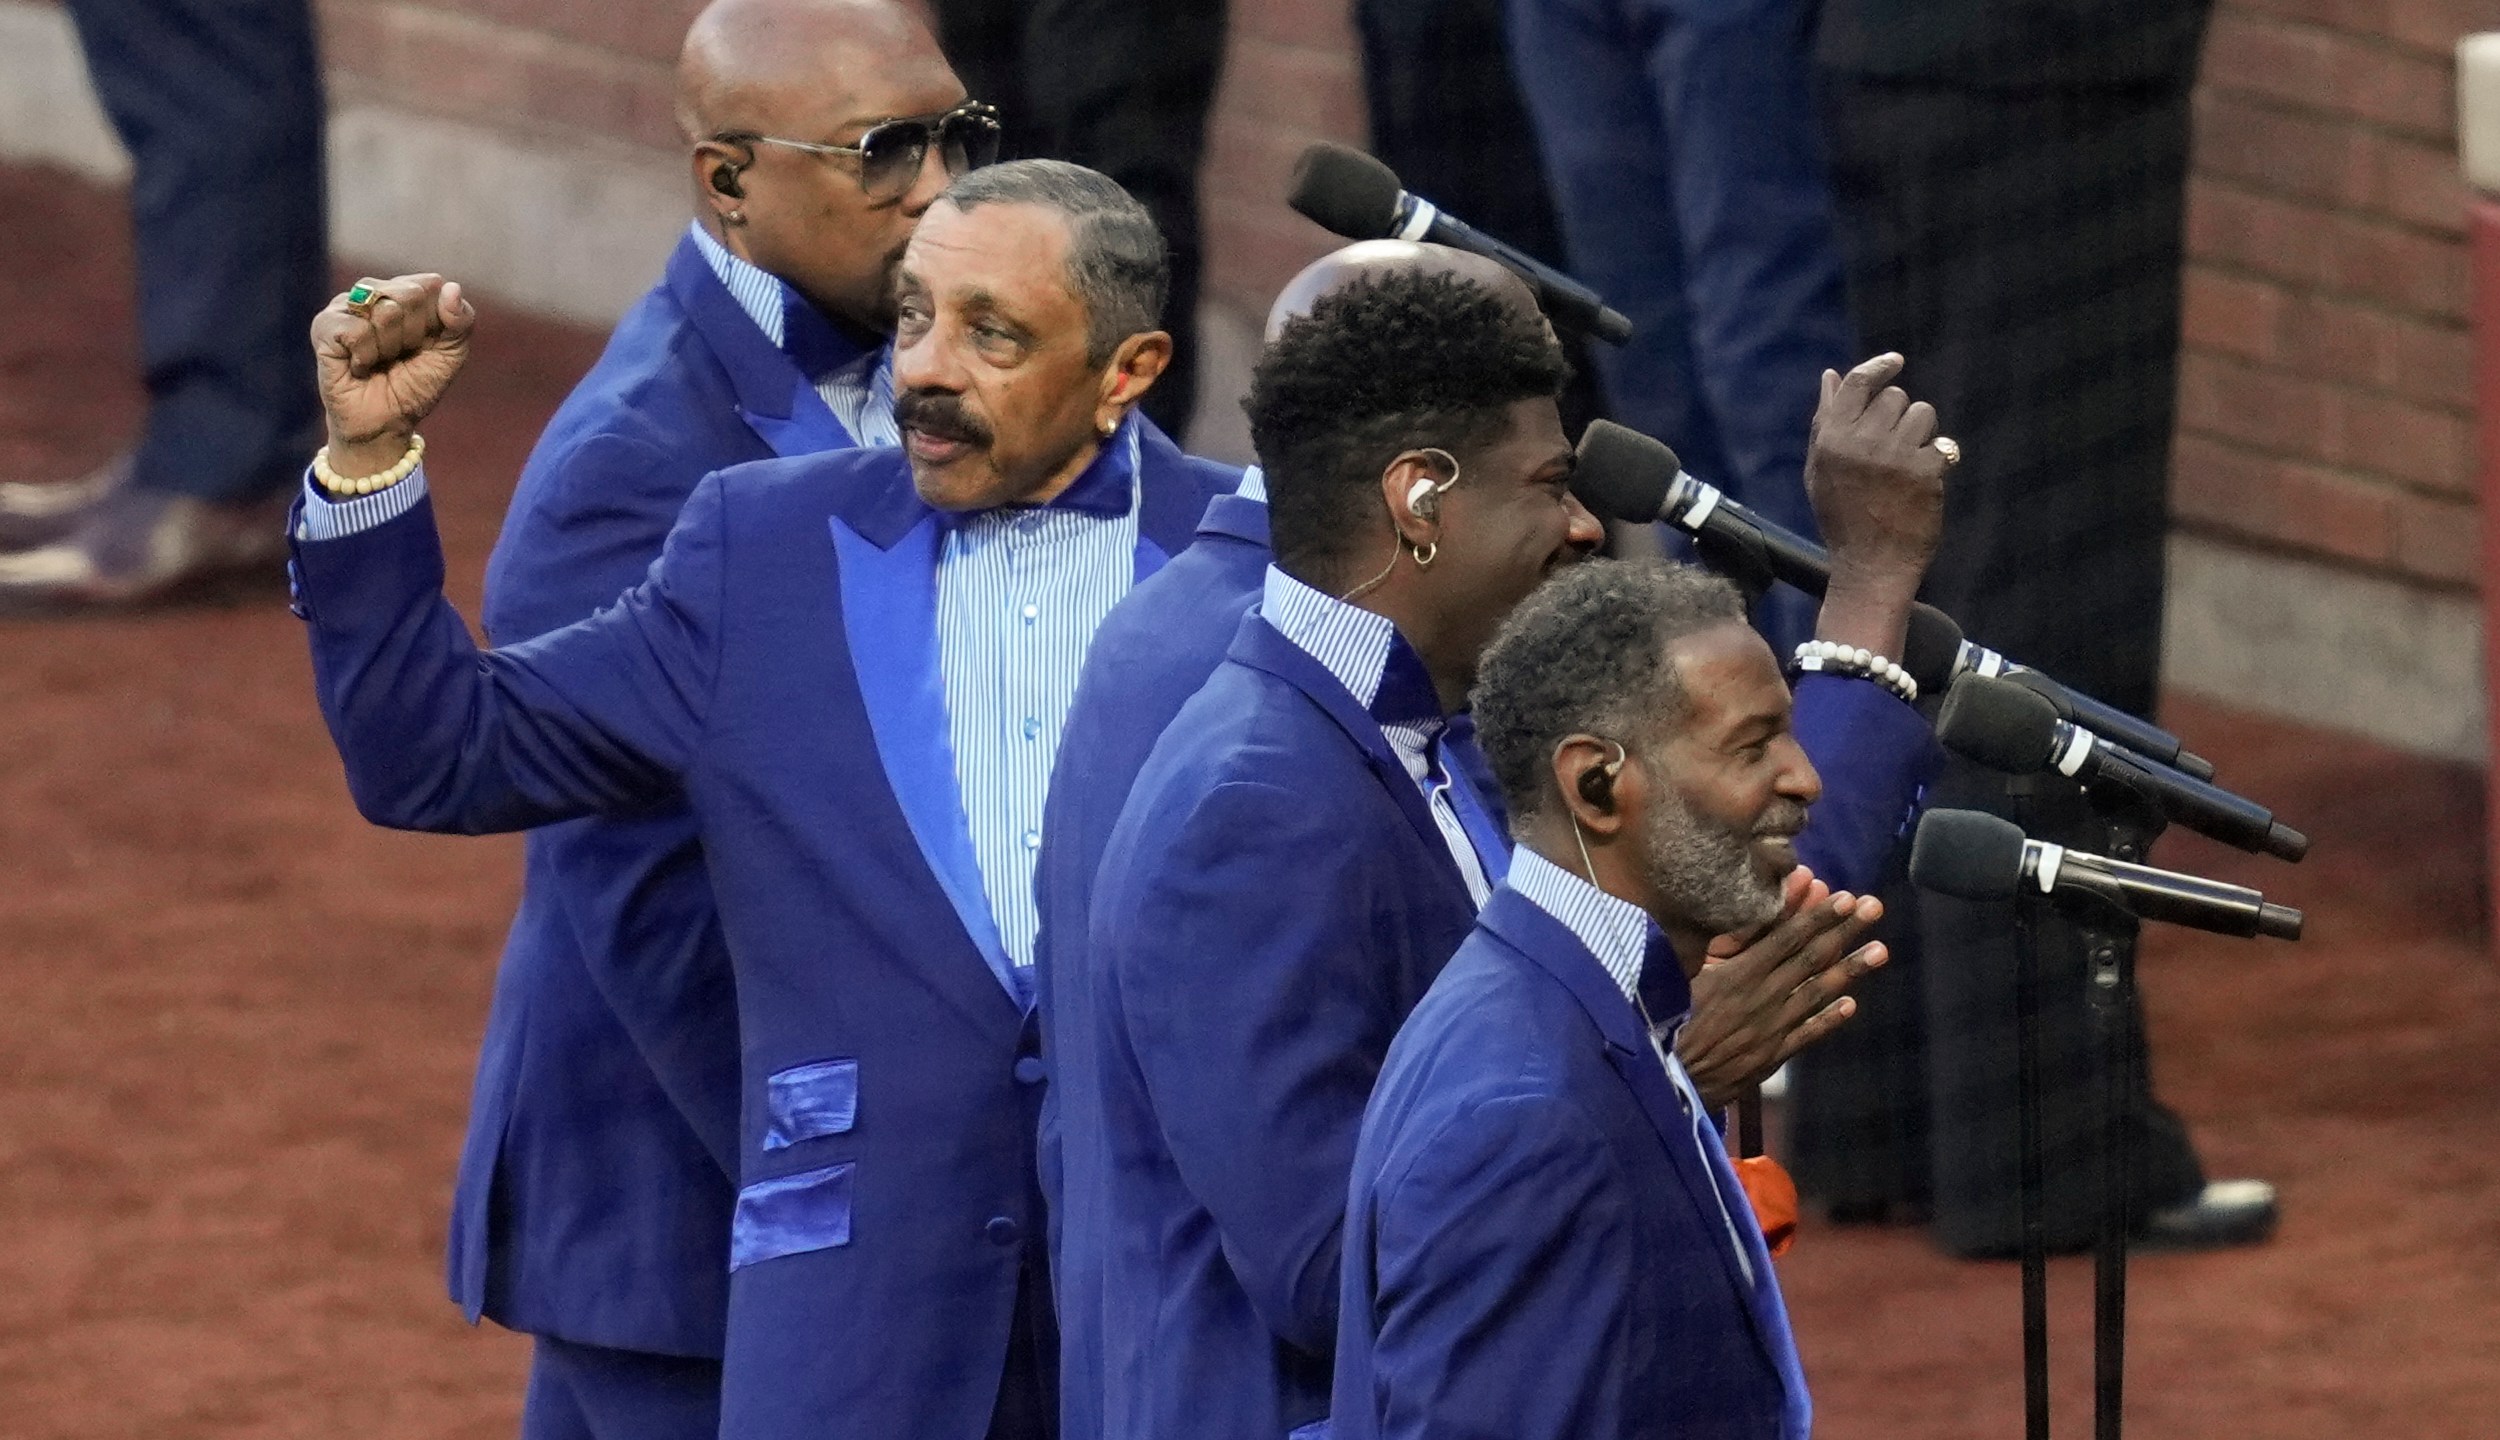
<box><xmin>1</xmin><ymin>0</ymin><xmax>328</xmax><ymax>607</ymax></box>
<box><xmin>1821</xmin><ymin>69</ymin><xmax>2270</xmax><ymax>1255</ymax></box>
<box><xmin>521</xmin><ymin>1337</ymin><xmax>723</xmax><ymax>1440</ymax></box>
<box><xmin>1018</xmin><ymin>0</ymin><xmax>1225</xmax><ymax>440</ymax></box>
<box><xmin>1355</xmin><ymin>0</ymin><xmax>1607</xmax><ymax>437</ymax></box>
<box><xmin>1507</xmin><ymin>0</ymin><xmax>1846</xmax><ymax>648</ymax></box>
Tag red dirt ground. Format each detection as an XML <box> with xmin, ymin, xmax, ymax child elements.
<box><xmin>4</xmin><ymin>164</ymin><xmax>2496</xmax><ymax>1437</ymax></box>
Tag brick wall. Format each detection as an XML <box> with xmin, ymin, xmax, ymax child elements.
<box><xmin>2177</xmin><ymin>0</ymin><xmax>2492</xmax><ymax>592</ymax></box>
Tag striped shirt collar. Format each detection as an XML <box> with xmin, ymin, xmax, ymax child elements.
<box><xmin>1260</xmin><ymin>565</ymin><xmax>1442</xmax><ymax>726</ymax></box>
<box><xmin>689</xmin><ymin>221</ymin><xmax>875</xmax><ymax>378</ymax></box>
<box><xmin>1235</xmin><ymin>466</ymin><xmax>1267</xmax><ymax>502</ymax></box>
<box><xmin>1505</xmin><ymin>847</ymin><xmax>1661</xmax><ymax>1009</ymax></box>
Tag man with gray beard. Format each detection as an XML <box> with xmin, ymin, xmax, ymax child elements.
<box><xmin>1333</xmin><ymin>558</ymin><xmax>1839</xmax><ymax>1440</ymax></box>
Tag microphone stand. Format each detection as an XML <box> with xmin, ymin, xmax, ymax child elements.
<box><xmin>2061</xmin><ymin>777</ymin><xmax>2168</xmax><ymax>1440</ymax></box>
<box><xmin>2007</xmin><ymin>774</ymin><xmax>2051</xmax><ymax>1440</ymax></box>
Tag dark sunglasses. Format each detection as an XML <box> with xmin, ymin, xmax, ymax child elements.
<box><xmin>718</xmin><ymin>102</ymin><xmax>1003</xmax><ymax>201</ymax></box>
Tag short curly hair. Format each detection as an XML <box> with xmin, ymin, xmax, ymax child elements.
<box><xmin>1472</xmin><ymin>559</ymin><xmax>1749</xmax><ymax>823</ymax></box>
<box><xmin>1244</xmin><ymin>268</ymin><xmax>1568</xmax><ymax>583</ymax></box>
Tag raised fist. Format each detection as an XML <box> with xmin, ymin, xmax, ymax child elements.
<box><xmin>1803</xmin><ymin>352</ymin><xmax>1953</xmax><ymax>656</ymax></box>
<box><xmin>310</xmin><ymin>274</ymin><xmax>477</xmax><ymax>479</ymax></box>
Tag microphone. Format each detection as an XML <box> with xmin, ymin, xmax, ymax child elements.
<box><xmin>1936</xmin><ymin>674</ymin><xmax>2307</xmax><ymax>862</ymax></box>
<box><xmin>1909</xmin><ymin>809</ymin><xmax>2303</xmax><ymax>941</ymax></box>
<box><xmin>1288</xmin><ymin>143</ymin><xmax>1634</xmax><ymax>345</ymax></box>
<box><xmin>1570</xmin><ymin>419</ymin><xmax>2218</xmax><ymax>780</ymax></box>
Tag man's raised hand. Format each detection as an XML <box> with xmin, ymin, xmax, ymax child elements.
<box><xmin>1675</xmin><ymin>864</ymin><xmax>1887</xmax><ymax>1111</ymax></box>
<box><xmin>1803</xmin><ymin>352</ymin><xmax>1950</xmax><ymax>656</ymax></box>
<box><xmin>311</xmin><ymin>274</ymin><xmax>477</xmax><ymax>478</ymax></box>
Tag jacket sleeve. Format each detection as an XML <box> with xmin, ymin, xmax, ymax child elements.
<box><xmin>1360</xmin><ymin>1092</ymin><xmax>1638</xmax><ymax>1440</ymax></box>
<box><xmin>1788</xmin><ymin>673</ymin><xmax>1940</xmax><ymax>895</ymax></box>
<box><xmin>1112</xmin><ymin>776</ymin><xmax>1407</xmax><ymax>1357</ymax></box>
<box><xmin>293</xmin><ymin>474</ymin><xmax>729</xmax><ymax>835</ymax></box>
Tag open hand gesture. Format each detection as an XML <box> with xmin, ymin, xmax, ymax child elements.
<box><xmin>1676</xmin><ymin>865</ymin><xmax>1888</xmax><ymax>1111</ymax></box>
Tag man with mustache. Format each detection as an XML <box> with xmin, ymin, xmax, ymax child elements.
<box><xmin>1075</xmin><ymin>266</ymin><xmax>1949</xmax><ymax>1438</ymax></box>
<box><xmin>289</xmin><ymin>158</ymin><xmax>1237</xmax><ymax>1439</ymax></box>
<box><xmin>410</xmin><ymin>2</ymin><xmax>985</xmax><ymax>1434</ymax></box>
<box><xmin>1335</xmin><ymin>558</ymin><xmax>1834</xmax><ymax>1440</ymax></box>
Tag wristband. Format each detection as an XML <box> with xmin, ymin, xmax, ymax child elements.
<box><xmin>1791</xmin><ymin>639</ymin><xmax>1918</xmax><ymax>704</ymax></box>
<box><xmin>313</xmin><ymin>433</ymin><xmax>424</xmax><ymax>497</ymax></box>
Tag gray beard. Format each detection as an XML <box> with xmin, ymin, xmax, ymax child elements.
<box><xmin>1642</xmin><ymin>789</ymin><xmax>1804</xmax><ymax>937</ymax></box>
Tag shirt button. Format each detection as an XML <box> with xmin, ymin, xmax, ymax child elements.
<box><xmin>1013</xmin><ymin>1056</ymin><xmax>1047</xmax><ymax>1085</ymax></box>
<box><xmin>1022</xmin><ymin>829</ymin><xmax>1041</xmax><ymax>851</ymax></box>
<box><xmin>1021</xmin><ymin>602</ymin><xmax>1039</xmax><ymax>623</ymax></box>
<box><xmin>1022</xmin><ymin>717</ymin><xmax>1041</xmax><ymax>741</ymax></box>
<box><xmin>986</xmin><ymin>1215</ymin><xmax>1021</xmax><ymax>1246</ymax></box>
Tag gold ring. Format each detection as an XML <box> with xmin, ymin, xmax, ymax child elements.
<box><xmin>343</xmin><ymin>280</ymin><xmax>381</xmax><ymax>318</ymax></box>
<box><xmin>1932</xmin><ymin>435</ymin><xmax>1962</xmax><ymax>467</ymax></box>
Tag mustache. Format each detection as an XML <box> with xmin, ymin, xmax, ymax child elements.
<box><xmin>895</xmin><ymin>389</ymin><xmax>994</xmax><ymax>448</ymax></box>
<box><xmin>1754</xmin><ymin>801</ymin><xmax>1809</xmax><ymax>840</ymax></box>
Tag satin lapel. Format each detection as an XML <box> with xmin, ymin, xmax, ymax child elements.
<box><xmin>664</xmin><ymin>236</ymin><xmax>862</xmax><ymax>459</ymax></box>
<box><xmin>1226</xmin><ymin>614</ymin><xmax>1465</xmax><ymax>896</ymax></box>
<box><xmin>827</xmin><ymin>506</ymin><xmax>1020</xmax><ymax>1004</ymax></box>
<box><xmin>1479</xmin><ymin>891</ymin><xmax>1780</xmax><ymax>1362</ymax></box>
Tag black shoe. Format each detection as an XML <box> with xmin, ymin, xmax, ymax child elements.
<box><xmin>0</xmin><ymin>453</ymin><xmax>129</xmax><ymax>548</ymax></box>
<box><xmin>2132</xmin><ymin>1179</ymin><xmax>2278</xmax><ymax>1253</ymax></box>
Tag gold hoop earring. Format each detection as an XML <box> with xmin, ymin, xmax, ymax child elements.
<box><xmin>1411</xmin><ymin>540</ymin><xmax>1438</xmax><ymax>569</ymax></box>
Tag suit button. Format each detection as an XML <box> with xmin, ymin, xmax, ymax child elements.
<box><xmin>1014</xmin><ymin>1056</ymin><xmax>1047</xmax><ymax>1085</ymax></box>
<box><xmin>986</xmin><ymin>1216</ymin><xmax>1021</xmax><ymax>1247</ymax></box>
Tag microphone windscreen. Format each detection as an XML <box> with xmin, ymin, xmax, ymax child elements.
<box><xmin>1935</xmin><ymin>673</ymin><xmax>2064</xmax><ymax>775</ymax></box>
<box><xmin>1289</xmin><ymin>144</ymin><xmax>1404</xmax><ymax>240</ymax></box>
<box><xmin>1902</xmin><ymin>605</ymin><xmax>1962</xmax><ymax>694</ymax></box>
<box><xmin>1909</xmin><ymin>808</ymin><xmax>2027</xmax><ymax>902</ymax></box>
<box><xmin>1571</xmin><ymin>420</ymin><xmax>1676</xmax><ymax>522</ymax></box>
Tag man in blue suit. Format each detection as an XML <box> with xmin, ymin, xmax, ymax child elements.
<box><xmin>441</xmin><ymin>3</ymin><xmax>986</xmax><ymax>1435</ymax></box>
<box><xmin>1338</xmin><ymin>558</ymin><xmax>1831</xmax><ymax>1439</ymax></box>
<box><xmin>1074</xmin><ymin>267</ymin><xmax>1948</xmax><ymax>1439</ymax></box>
<box><xmin>292</xmin><ymin>159</ymin><xmax>1235</xmax><ymax>1440</ymax></box>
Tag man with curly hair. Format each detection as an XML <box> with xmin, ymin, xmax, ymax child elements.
<box><xmin>1068</xmin><ymin>266</ymin><xmax>1952</xmax><ymax>1438</ymax></box>
<box><xmin>1336</xmin><ymin>557</ymin><xmax>1820</xmax><ymax>1438</ymax></box>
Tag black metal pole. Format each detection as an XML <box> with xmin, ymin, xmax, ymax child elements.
<box><xmin>2010</xmin><ymin>779</ymin><xmax>2050</xmax><ymax>1440</ymax></box>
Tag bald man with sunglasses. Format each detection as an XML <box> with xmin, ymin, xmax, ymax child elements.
<box><xmin>385</xmin><ymin>4</ymin><xmax>994</xmax><ymax>1438</ymax></box>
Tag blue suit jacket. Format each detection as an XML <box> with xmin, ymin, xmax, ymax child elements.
<box><xmin>456</xmin><ymin>234</ymin><xmax>868</xmax><ymax>1357</ymax></box>
<box><xmin>1029</xmin><ymin>491</ymin><xmax>1269</xmax><ymax>1436</ymax></box>
<box><xmin>1334</xmin><ymin>886</ymin><xmax>1805</xmax><ymax>1440</ymax></box>
<box><xmin>1073</xmin><ymin>593</ymin><xmax>1929</xmax><ymax>1439</ymax></box>
<box><xmin>294</xmin><ymin>427</ymin><xmax>1231</xmax><ymax>1439</ymax></box>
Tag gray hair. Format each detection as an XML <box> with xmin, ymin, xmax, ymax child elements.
<box><xmin>1471</xmin><ymin>559</ymin><xmax>1749</xmax><ymax>823</ymax></box>
<box><xmin>939</xmin><ymin>158</ymin><xmax>1168</xmax><ymax>365</ymax></box>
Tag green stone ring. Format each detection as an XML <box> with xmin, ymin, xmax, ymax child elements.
<box><xmin>343</xmin><ymin>281</ymin><xmax>379</xmax><ymax>316</ymax></box>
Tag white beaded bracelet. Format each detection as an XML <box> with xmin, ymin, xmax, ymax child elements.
<box><xmin>1791</xmin><ymin>639</ymin><xmax>1919</xmax><ymax>704</ymax></box>
<box><xmin>312</xmin><ymin>433</ymin><xmax>425</xmax><ymax>497</ymax></box>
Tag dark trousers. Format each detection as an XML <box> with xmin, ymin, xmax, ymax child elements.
<box><xmin>521</xmin><ymin>1337</ymin><xmax>722</xmax><ymax>1440</ymax></box>
<box><xmin>930</xmin><ymin>0</ymin><xmax>1225</xmax><ymax>440</ymax></box>
<box><xmin>1354</xmin><ymin>0</ymin><xmax>1608</xmax><ymax>438</ymax></box>
<box><xmin>1789</xmin><ymin>74</ymin><xmax>2207</xmax><ymax>1254</ymax></box>
<box><xmin>1503</xmin><ymin>0</ymin><xmax>1851</xmax><ymax>549</ymax></box>
<box><xmin>60</xmin><ymin>0</ymin><xmax>327</xmax><ymax>505</ymax></box>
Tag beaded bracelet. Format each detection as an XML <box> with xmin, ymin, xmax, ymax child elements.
<box><xmin>312</xmin><ymin>433</ymin><xmax>425</xmax><ymax>497</ymax></box>
<box><xmin>1791</xmin><ymin>639</ymin><xmax>1918</xmax><ymax>704</ymax></box>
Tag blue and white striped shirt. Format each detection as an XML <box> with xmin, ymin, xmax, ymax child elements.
<box><xmin>1504</xmin><ymin>846</ymin><xmax>1755</xmax><ymax>1285</ymax></box>
<box><xmin>1259</xmin><ymin>566</ymin><xmax>1493</xmax><ymax>906</ymax></box>
<box><xmin>941</xmin><ymin>419</ymin><xmax>1146</xmax><ymax>971</ymax></box>
<box><xmin>688</xmin><ymin>223</ymin><xmax>898</xmax><ymax>448</ymax></box>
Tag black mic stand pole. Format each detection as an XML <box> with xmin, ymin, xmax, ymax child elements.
<box><xmin>2067</xmin><ymin>780</ymin><xmax>2167</xmax><ymax>1440</ymax></box>
<box><xmin>2007</xmin><ymin>773</ymin><xmax>2051</xmax><ymax>1440</ymax></box>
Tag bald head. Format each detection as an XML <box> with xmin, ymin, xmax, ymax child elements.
<box><xmin>677</xmin><ymin>0</ymin><xmax>951</xmax><ymax>142</ymax></box>
<box><xmin>1265</xmin><ymin>240</ymin><xmax>1539</xmax><ymax>341</ymax></box>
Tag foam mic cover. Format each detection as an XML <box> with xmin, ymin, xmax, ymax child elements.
<box><xmin>1936</xmin><ymin>673</ymin><xmax>2064</xmax><ymax>774</ymax></box>
<box><xmin>1570</xmin><ymin>420</ymin><xmax>1676</xmax><ymax>522</ymax></box>
<box><xmin>1909</xmin><ymin>809</ymin><xmax>2028</xmax><ymax>902</ymax></box>
<box><xmin>1288</xmin><ymin>143</ymin><xmax>1405</xmax><ymax>240</ymax></box>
